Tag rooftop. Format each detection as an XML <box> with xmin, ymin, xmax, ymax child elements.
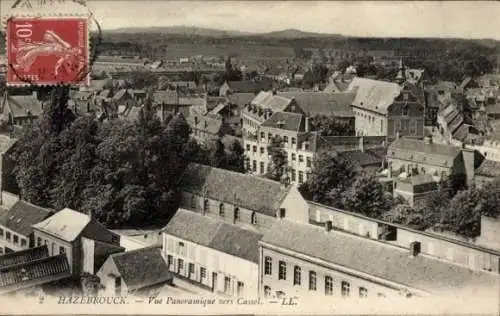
<box><xmin>347</xmin><ymin>77</ymin><xmax>401</xmax><ymax>114</ymax></box>
<box><xmin>475</xmin><ymin>159</ymin><xmax>500</xmax><ymax>178</ymax></box>
<box><xmin>0</xmin><ymin>200</ymin><xmax>53</xmax><ymax>236</ymax></box>
<box><xmin>0</xmin><ymin>245</ymin><xmax>48</xmax><ymax>270</ymax></box>
<box><xmin>261</xmin><ymin>111</ymin><xmax>304</xmax><ymax>132</ymax></box>
<box><xmin>163</xmin><ymin>209</ymin><xmax>263</xmax><ymax>263</ymax></box>
<box><xmin>280</xmin><ymin>91</ymin><xmax>356</xmax><ymax>118</ymax></box>
<box><xmin>388</xmin><ymin>137</ymin><xmax>462</xmax><ymax>168</ymax></box>
<box><xmin>261</xmin><ymin>220</ymin><xmax>499</xmax><ymax>294</ymax></box>
<box><xmin>32</xmin><ymin>208</ymin><xmax>90</xmax><ymax>242</ymax></box>
<box><xmin>109</xmin><ymin>247</ymin><xmax>172</xmax><ymax>291</ymax></box>
<box><xmin>4</xmin><ymin>93</ymin><xmax>43</xmax><ymax>118</ymax></box>
<box><xmin>178</xmin><ymin>163</ymin><xmax>290</xmax><ymax>216</ymax></box>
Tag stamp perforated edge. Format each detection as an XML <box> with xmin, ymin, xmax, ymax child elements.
<box><xmin>3</xmin><ymin>15</ymin><xmax>93</xmax><ymax>87</ymax></box>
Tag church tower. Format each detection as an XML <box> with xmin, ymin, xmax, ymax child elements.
<box><xmin>395</xmin><ymin>57</ymin><xmax>406</xmax><ymax>84</ymax></box>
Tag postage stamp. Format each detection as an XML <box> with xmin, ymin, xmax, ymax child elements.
<box><xmin>6</xmin><ymin>16</ymin><xmax>89</xmax><ymax>86</ymax></box>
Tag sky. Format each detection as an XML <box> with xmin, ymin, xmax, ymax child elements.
<box><xmin>1</xmin><ymin>1</ymin><xmax>500</xmax><ymax>39</ymax></box>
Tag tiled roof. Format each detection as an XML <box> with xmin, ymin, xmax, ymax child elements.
<box><xmin>251</xmin><ymin>91</ymin><xmax>293</xmax><ymax>112</ymax></box>
<box><xmin>163</xmin><ymin>209</ymin><xmax>263</xmax><ymax>263</ymax></box>
<box><xmin>227</xmin><ymin>93</ymin><xmax>255</xmax><ymax>107</ymax></box>
<box><xmin>388</xmin><ymin>138</ymin><xmax>462</xmax><ymax>168</ymax></box>
<box><xmin>206</xmin><ymin>97</ymin><xmax>227</xmax><ymax>111</ymax></box>
<box><xmin>112</xmin><ymin>89</ymin><xmax>130</xmax><ymax>101</ymax></box>
<box><xmin>347</xmin><ymin>77</ymin><xmax>401</xmax><ymax>114</ymax></box>
<box><xmin>5</xmin><ymin>94</ymin><xmax>43</xmax><ymax>118</ymax></box>
<box><xmin>291</xmin><ymin>91</ymin><xmax>356</xmax><ymax>117</ymax></box>
<box><xmin>225</xmin><ymin>80</ymin><xmax>273</xmax><ymax>93</ymax></box>
<box><xmin>178</xmin><ymin>96</ymin><xmax>206</xmax><ymax>107</ymax></box>
<box><xmin>261</xmin><ymin>220</ymin><xmax>499</xmax><ymax>294</ymax></box>
<box><xmin>0</xmin><ymin>200</ymin><xmax>53</xmax><ymax>236</ymax></box>
<box><xmin>186</xmin><ymin>114</ymin><xmax>223</xmax><ymax>135</ymax></box>
<box><xmin>261</xmin><ymin>111</ymin><xmax>304</xmax><ymax>132</ymax></box>
<box><xmin>178</xmin><ymin>163</ymin><xmax>290</xmax><ymax>216</ymax></box>
<box><xmin>0</xmin><ymin>254</ymin><xmax>71</xmax><ymax>294</ymax></box>
<box><xmin>317</xmin><ymin>136</ymin><xmax>386</xmax><ymax>152</ymax></box>
<box><xmin>475</xmin><ymin>159</ymin><xmax>500</xmax><ymax>178</ymax></box>
<box><xmin>323</xmin><ymin>80</ymin><xmax>351</xmax><ymax>93</ymax></box>
<box><xmin>153</xmin><ymin>90</ymin><xmax>179</xmax><ymax>104</ymax></box>
<box><xmin>32</xmin><ymin>208</ymin><xmax>90</xmax><ymax>242</ymax></box>
<box><xmin>110</xmin><ymin>247</ymin><xmax>172</xmax><ymax>291</ymax></box>
<box><xmin>338</xmin><ymin>150</ymin><xmax>382</xmax><ymax>167</ymax></box>
<box><xmin>0</xmin><ymin>245</ymin><xmax>48</xmax><ymax>270</ymax></box>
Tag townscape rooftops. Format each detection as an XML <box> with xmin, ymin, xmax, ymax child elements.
<box><xmin>163</xmin><ymin>209</ymin><xmax>263</xmax><ymax>263</ymax></box>
<box><xmin>186</xmin><ymin>114</ymin><xmax>223</xmax><ymax>135</ymax></box>
<box><xmin>348</xmin><ymin>77</ymin><xmax>402</xmax><ymax>114</ymax></box>
<box><xmin>338</xmin><ymin>149</ymin><xmax>383</xmax><ymax>167</ymax></box>
<box><xmin>225</xmin><ymin>80</ymin><xmax>272</xmax><ymax>93</ymax></box>
<box><xmin>388</xmin><ymin>137</ymin><xmax>462</xmax><ymax>168</ymax></box>
<box><xmin>261</xmin><ymin>220</ymin><xmax>499</xmax><ymax>294</ymax></box>
<box><xmin>0</xmin><ymin>245</ymin><xmax>48</xmax><ymax>270</ymax></box>
<box><xmin>178</xmin><ymin>163</ymin><xmax>290</xmax><ymax>216</ymax></box>
<box><xmin>251</xmin><ymin>91</ymin><xmax>293</xmax><ymax>112</ymax></box>
<box><xmin>0</xmin><ymin>200</ymin><xmax>53</xmax><ymax>236</ymax></box>
<box><xmin>282</xmin><ymin>91</ymin><xmax>356</xmax><ymax>118</ymax></box>
<box><xmin>475</xmin><ymin>159</ymin><xmax>500</xmax><ymax>178</ymax></box>
<box><xmin>109</xmin><ymin>247</ymin><xmax>172</xmax><ymax>290</ymax></box>
<box><xmin>0</xmin><ymin>253</ymin><xmax>71</xmax><ymax>294</ymax></box>
<box><xmin>5</xmin><ymin>94</ymin><xmax>43</xmax><ymax>118</ymax></box>
<box><xmin>261</xmin><ymin>111</ymin><xmax>304</xmax><ymax>132</ymax></box>
<box><xmin>32</xmin><ymin>208</ymin><xmax>90</xmax><ymax>242</ymax></box>
<box><xmin>153</xmin><ymin>90</ymin><xmax>179</xmax><ymax>104</ymax></box>
<box><xmin>227</xmin><ymin>93</ymin><xmax>256</xmax><ymax>107</ymax></box>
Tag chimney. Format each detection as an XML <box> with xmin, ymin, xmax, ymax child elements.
<box><xmin>359</xmin><ymin>136</ymin><xmax>364</xmax><ymax>152</ymax></box>
<box><xmin>305</xmin><ymin>117</ymin><xmax>310</xmax><ymax>132</ymax></box>
<box><xmin>325</xmin><ymin>220</ymin><xmax>333</xmax><ymax>232</ymax></box>
<box><xmin>409</xmin><ymin>241</ymin><xmax>421</xmax><ymax>257</ymax></box>
<box><xmin>396</xmin><ymin>131</ymin><xmax>400</xmax><ymax>140</ymax></box>
<box><xmin>462</xmin><ymin>148</ymin><xmax>476</xmax><ymax>188</ymax></box>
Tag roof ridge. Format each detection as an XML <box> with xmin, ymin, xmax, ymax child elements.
<box><xmin>110</xmin><ymin>245</ymin><xmax>160</xmax><ymax>258</ymax></box>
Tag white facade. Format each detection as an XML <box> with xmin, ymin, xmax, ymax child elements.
<box><xmin>162</xmin><ymin>233</ymin><xmax>258</xmax><ymax>297</ymax></box>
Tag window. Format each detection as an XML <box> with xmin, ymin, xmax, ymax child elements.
<box><xmin>234</xmin><ymin>207</ymin><xmax>240</xmax><ymax>222</ymax></box>
<box><xmin>278</xmin><ymin>261</ymin><xmax>287</xmax><ymax>280</ymax></box>
<box><xmin>260</xmin><ymin>161</ymin><xmax>265</xmax><ymax>174</ymax></box>
<box><xmin>264</xmin><ymin>256</ymin><xmax>272</xmax><ymax>275</ymax></box>
<box><xmin>253</xmin><ymin>146</ymin><xmax>257</xmax><ymax>153</ymax></box>
<box><xmin>283</xmin><ymin>136</ymin><xmax>288</xmax><ymax>143</ymax></box>
<box><xmin>200</xmin><ymin>267</ymin><xmax>207</xmax><ymax>283</ymax></box>
<box><xmin>5</xmin><ymin>232</ymin><xmax>10</xmax><ymax>241</ymax></box>
<box><xmin>167</xmin><ymin>255</ymin><xmax>173</xmax><ymax>268</ymax></box>
<box><xmin>237</xmin><ymin>281</ymin><xmax>244</xmax><ymax>296</ymax></box>
<box><xmin>260</xmin><ymin>147</ymin><xmax>265</xmax><ymax>154</ymax></box>
<box><xmin>252</xmin><ymin>160</ymin><xmax>257</xmax><ymax>172</ymax></box>
<box><xmin>306</xmin><ymin>157</ymin><xmax>312</xmax><ymax>168</ymax></box>
<box><xmin>304</xmin><ymin>143</ymin><xmax>309</xmax><ymax>150</ymax></box>
<box><xmin>0</xmin><ymin>228</ymin><xmax>3</xmax><ymax>238</ymax></box>
<box><xmin>177</xmin><ymin>259</ymin><xmax>184</xmax><ymax>274</ymax></box>
<box><xmin>251</xmin><ymin>212</ymin><xmax>257</xmax><ymax>225</ymax></box>
<box><xmin>188</xmin><ymin>263</ymin><xmax>195</xmax><ymax>278</ymax></box>
<box><xmin>21</xmin><ymin>239</ymin><xmax>27</xmax><ymax>247</ymax></box>
<box><xmin>260</xmin><ymin>132</ymin><xmax>265</xmax><ymax>139</ymax></box>
<box><xmin>219</xmin><ymin>203</ymin><xmax>225</xmax><ymax>217</ymax></box>
<box><xmin>292</xmin><ymin>137</ymin><xmax>296</xmax><ymax>145</ymax></box>
<box><xmin>177</xmin><ymin>241</ymin><xmax>185</xmax><ymax>255</ymax></box>
<box><xmin>59</xmin><ymin>246</ymin><xmax>65</xmax><ymax>254</ymax></box>
<box><xmin>13</xmin><ymin>235</ymin><xmax>18</xmax><ymax>244</ymax></box>
<box><xmin>291</xmin><ymin>169</ymin><xmax>296</xmax><ymax>182</ymax></box>
<box><xmin>264</xmin><ymin>286</ymin><xmax>271</xmax><ymax>298</ymax></box>
<box><xmin>341</xmin><ymin>281</ymin><xmax>350</xmax><ymax>297</ymax></box>
<box><xmin>293</xmin><ymin>266</ymin><xmax>301</xmax><ymax>286</ymax></box>
<box><xmin>203</xmin><ymin>199</ymin><xmax>209</xmax><ymax>213</ymax></box>
<box><xmin>246</xmin><ymin>144</ymin><xmax>250</xmax><ymax>151</ymax></box>
<box><xmin>309</xmin><ymin>271</ymin><xmax>317</xmax><ymax>291</ymax></box>
<box><xmin>298</xmin><ymin>155</ymin><xmax>304</xmax><ymax>163</ymax></box>
<box><xmin>37</xmin><ymin>237</ymin><xmax>41</xmax><ymax>246</ymax></box>
<box><xmin>298</xmin><ymin>171</ymin><xmax>304</xmax><ymax>184</ymax></box>
<box><xmin>268</xmin><ymin>133</ymin><xmax>272</xmax><ymax>140</ymax></box>
<box><xmin>291</xmin><ymin>153</ymin><xmax>296</xmax><ymax>161</ymax></box>
<box><xmin>325</xmin><ymin>276</ymin><xmax>333</xmax><ymax>295</ymax></box>
<box><xmin>224</xmin><ymin>276</ymin><xmax>231</xmax><ymax>293</ymax></box>
<box><xmin>402</xmin><ymin>106</ymin><xmax>409</xmax><ymax>117</ymax></box>
<box><xmin>359</xmin><ymin>287</ymin><xmax>368</xmax><ymax>298</ymax></box>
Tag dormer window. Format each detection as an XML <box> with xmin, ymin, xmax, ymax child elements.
<box><xmin>402</xmin><ymin>106</ymin><xmax>409</xmax><ymax>116</ymax></box>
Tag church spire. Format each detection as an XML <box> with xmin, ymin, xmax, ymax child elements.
<box><xmin>395</xmin><ymin>56</ymin><xmax>406</xmax><ymax>84</ymax></box>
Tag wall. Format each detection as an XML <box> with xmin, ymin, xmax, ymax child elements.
<box><xmin>163</xmin><ymin>233</ymin><xmax>259</xmax><ymax>296</ymax></box>
<box><xmin>1</xmin><ymin>191</ymin><xmax>19</xmax><ymax>209</ymax></box>
<box><xmin>97</xmin><ymin>257</ymin><xmax>129</xmax><ymax>297</ymax></box>
<box><xmin>260</xmin><ymin>246</ymin><xmax>404</xmax><ymax>300</ymax></box>
<box><xmin>0</xmin><ymin>226</ymin><xmax>29</xmax><ymax>254</ymax></box>
<box><xmin>82</xmin><ymin>237</ymin><xmax>95</xmax><ymax>274</ymax></box>
<box><xmin>353</xmin><ymin>108</ymin><xmax>386</xmax><ymax>137</ymax></box>
<box><xmin>279</xmin><ymin>186</ymin><xmax>309</xmax><ymax>224</ymax></box>
<box><xmin>34</xmin><ymin>230</ymin><xmax>76</xmax><ymax>274</ymax></box>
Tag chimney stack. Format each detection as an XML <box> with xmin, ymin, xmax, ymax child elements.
<box><xmin>359</xmin><ymin>136</ymin><xmax>364</xmax><ymax>152</ymax></box>
<box><xmin>325</xmin><ymin>221</ymin><xmax>333</xmax><ymax>232</ymax></box>
<box><xmin>409</xmin><ymin>241</ymin><xmax>421</xmax><ymax>257</ymax></box>
<box><xmin>396</xmin><ymin>131</ymin><xmax>400</xmax><ymax>140</ymax></box>
<box><xmin>305</xmin><ymin>117</ymin><xmax>310</xmax><ymax>132</ymax></box>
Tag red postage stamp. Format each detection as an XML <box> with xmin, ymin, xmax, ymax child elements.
<box><xmin>6</xmin><ymin>17</ymin><xmax>89</xmax><ymax>86</ymax></box>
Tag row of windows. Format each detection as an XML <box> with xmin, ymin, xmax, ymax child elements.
<box><xmin>199</xmin><ymin>199</ymin><xmax>258</xmax><ymax>225</ymax></box>
<box><xmin>0</xmin><ymin>228</ymin><xmax>28</xmax><ymax>247</ymax></box>
<box><xmin>167</xmin><ymin>255</ymin><xmax>245</xmax><ymax>295</ymax></box>
<box><xmin>36</xmin><ymin>237</ymin><xmax>66</xmax><ymax>255</ymax></box>
<box><xmin>264</xmin><ymin>257</ymin><xmax>379</xmax><ymax>298</ymax></box>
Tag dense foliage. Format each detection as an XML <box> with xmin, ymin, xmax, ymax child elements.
<box><xmin>265</xmin><ymin>136</ymin><xmax>288</xmax><ymax>181</ymax></box>
<box><xmin>310</xmin><ymin>115</ymin><xmax>355</xmax><ymax>136</ymax></box>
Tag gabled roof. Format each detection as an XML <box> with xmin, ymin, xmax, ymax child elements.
<box><xmin>0</xmin><ymin>200</ymin><xmax>53</xmax><ymax>236</ymax></box>
<box><xmin>153</xmin><ymin>90</ymin><xmax>179</xmax><ymax>104</ymax></box>
<box><xmin>261</xmin><ymin>111</ymin><xmax>304</xmax><ymax>132</ymax></box>
<box><xmin>261</xmin><ymin>220</ymin><xmax>499</xmax><ymax>294</ymax></box>
<box><xmin>475</xmin><ymin>159</ymin><xmax>500</xmax><ymax>178</ymax></box>
<box><xmin>32</xmin><ymin>208</ymin><xmax>90</xmax><ymax>242</ymax></box>
<box><xmin>98</xmin><ymin>89</ymin><xmax>112</xmax><ymax>98</ymax></box>
<box><xmin>0</xmin><ymin>245</ymin><xmax>48</xmax><ymax>270</ymax></box>
<box><xmin>0</xmin><ymin>135</ymin><xmax>17</xmax><ymax>154</ymax></box>
<box><xmin>112</xmin><ymin>89</ymin><xmax>130</xmax><ymax>101</ymax></box>
<box><xmin>186</xmin><ymin>114</ymin><xmax>223</xmax><ymax>135</ymax></box>
<box><xmin>251</xmin><ymin>91</ymin><xmax>293</xmax><ymax>112</ymax></box>
<box><xmin>178</xmin><ymin>163</ymin><xmax>291</xmax><ymax>216</ymax></box>
<box><xmin>347</xmin><ymin>77</ymin><xmax>402</xmax><ymax>114</ymax></box>
<box><xmin>4</xmin><ymin>94</ymin><xmax>43</xmax><ymax>118</ymax></box>
<box><xmin>0</xmin><ymin>254</ymin><xmax>71</xmax><ymax>294</ymax></box>
<box><xmin>338</xmin><ymin>149</ymin><xmax>383</xmax><ymax>167</ymax></box>
<box><xmin>109</xmin><ymin>247</ymin><xmax>172</xmax><ymax>291</ymax></box>
<box><xmin>283</xmin><ymin>91</ymin><xmax>356</xmax><ymax>118</ymax></box>
<box><xmin>227</xmin><ymin>93</ymin><xmax>255</xmax><ymax>107</ymax></box>
<box><xmin>163</xmin><ymin>209</ymin><xmax>263</xmax><ymax>263</ymax></box>
<box><xmin>388</xmin><ymin>138</ymin><xmax>462</xmax><ymax>168</ymax></box>
<box><xmin>224</xmin><ymin>80</ymin><xmax>273</xmax><ymax>93</ymax></box>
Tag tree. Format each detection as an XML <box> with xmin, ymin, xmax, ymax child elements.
<box><xmin>310</xmin><ymin>115</ymin><xmax>355</xmax><ymax>136</ymax></box>
<box><xmin>208</xmin><ymin>138</ymin><xmax>227</xmax><ymax>169</ymax></box>
<box><xmin>342</xmin><ymin>175</ymin><xmax>392</xmax><ymax>218</ymax></box>
<box><xmin>226</xmin><ymin>140</ymin><xmax>245</xmax><ymax>173</ymax></box>
<box><xmin>300</xmin><ymin>150</ymin><xmax>357</xmax><ymax>207</ymax></box>
<box><xmin>265</xmin><ymin>136</ymin><xmax>287</xmax><ymax>181</ymax></box>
